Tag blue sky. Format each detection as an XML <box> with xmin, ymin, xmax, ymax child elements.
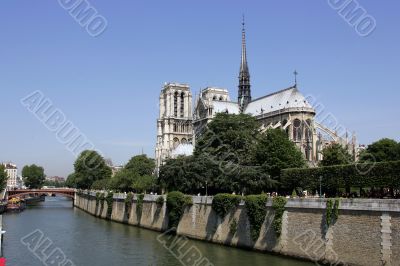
<box><xmin>0</xmin><ymin>0</ymin><xmax>399</xmax><ymax>177</ymax></box>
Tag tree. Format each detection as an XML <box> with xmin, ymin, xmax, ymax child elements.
<box><xmin>22</xmin><ymin>164</ymin><xmax>46</xmax><ymax>189</ymax></box>
<box><xmin>160</xmin><ymin>114</ymin><xmax>291</xmax><ymax>194</ymax></box>
<box><xmin>320</xmin><ymin>143</ymin><xmax>354</xmax><ymax>166</ymax></box>
<box><xmin>132</xmin><ymin>175</ymin><xmax>156</xmax><ymax>193</ymax></box>
<box><xmin>108</xmin><ymin>169</ymin><xmax>138</xmax><ymax>192</ymax></box>
<box><xmin>360</xmin><ymin>138</ymin><xmax>400</xmax><ymax>163</ymax></box>
<box><xmin>158</xmin><ymin>156</ymin><xmax>199</xmax><ymax>193</ymax></box>
<box><xmin>195</xmin><ymin>113</ymin><xmax>259</xmax><ymax>166</ymax></box>
<box><xmin>253</xmin><ymin>128</ymin><xmax>306</xmax><ymax>179</ymax></box>
<box><xmin>0</xmin><ymin>165</ymin><xmax>8</xmax><ymax>191</ymax></box>
<box><xmin>91</xmin><ymin>179</ymin><xmax>110</xmax><ymax>190</ymax></box>
<box><xmin>73</xmin><ymin>150</ymin><xmax>112</xmax><ymax>189</ymax></box>
<box><xmin>65</xmin><ymin>173</ymin><xmax>77</xmax><ymax>188</ymax></box>
<box><xmin>125</xmin><ymin>155</ymin><xmax>155</xmax><ymax>176</ymax></box>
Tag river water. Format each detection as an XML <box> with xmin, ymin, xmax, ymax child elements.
<box><xmin>2</xmin><ymin>197</ymin><xmax>312</xmax><ymax>266</ymax></box>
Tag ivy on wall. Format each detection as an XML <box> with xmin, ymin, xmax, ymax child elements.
<box><xmin>326</xmin><ymin>198</ymin><xmax>340</xmax><ymax>228</ymax></box>
<box><xmin>99</xmin><ymin>193</ymin><xmax>105</xmax><ymax>213</ymax></box>
<box><xmin>136</xmin><ymin>194</ymin><xmax>145</xmax><ymax>224</ymax></box>
<box><xmin>125</xmin><ymin>192</ymin><xmax>134</xmax><ymax>218</ymax></box>
<box><xmin>156</xmin><ymin>196</ymin><xmax>164</xmax><ymax>206</ymax></box>
<box><xmin>106</xmin><ymin>192</ymin><xmax>114</xmax><ymax>219</ymax></box>
<box><xmin>212</xmin><ymin>194</ymin><xmax>242</xmax><ymax>219</ymax></box>
<box><xmin>229</xmin><ymin>218</ymin><xmax>238</xmax><ymax>236</ymax></box>
<box><xmin>166</xmin><ymin>191</ymin><xmax>192</xmax><ymax>230</ymax></box>
<box><xmin>95</xmin><ymin>192</ymin><xmax>101</xmax><ymax>206</ymax></box>
<box><xmin>272</xmin><ymin>196</ymin><xmax>287</xmax><ymax>237</ymax></box>
<box><xmin>244</xmin><ymin>194</ymin><xmax>268</xmax><ymax>241</ymax></box>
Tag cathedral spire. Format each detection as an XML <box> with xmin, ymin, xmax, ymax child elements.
<box><xmin>238</xmin><ymin>15</ymin><xmax>251</xmax><ymax>111</ymax></box>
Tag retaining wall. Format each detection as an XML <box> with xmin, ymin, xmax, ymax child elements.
<box><xmin>75</xmin><ymin>193</ymin><xmax>400</xmax><ymax>266</ymax></box>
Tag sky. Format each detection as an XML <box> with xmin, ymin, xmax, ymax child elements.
<box><xmin>0</xmin><ymin>0</ymin><xmax>399</xmax><ymax>177</ymax></box>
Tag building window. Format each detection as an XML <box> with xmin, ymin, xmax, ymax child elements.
<box><xmin>173</xmin><ymin>138</ymin><xmax>180</xmax><ymax>148</ymax></box>
<box><xmin>180</xmin><ymin>92</ymin><xmax>185</xmax><ymax>117</ymax></box>
<box><xmin>293</xmin><ymin>119</ymin><xmax>302</xmax><ymax>141</ymax></box>
<box><xmin>174</xmin><ymin>92</ymin><xmax>178</xmax><ymax>117</ymax></box>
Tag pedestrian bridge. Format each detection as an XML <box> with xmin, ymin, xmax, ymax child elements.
<box><xmin>7</xmin><ymin>189</ymin><xmax>75</xmax><ymax>200</ymax></box>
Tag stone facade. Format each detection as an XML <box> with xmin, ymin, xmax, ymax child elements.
<box><xmin>155</xmin><ymin>83</ymin><xmax>193</xmax><ymax>170</ymax></box>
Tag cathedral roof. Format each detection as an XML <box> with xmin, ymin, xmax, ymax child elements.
<box><xmin>244</xmin><ymin>86</ymin><xmax>314</xmax><ymax>116</ymax></box>
<box><xmin>212</xmin><ymin>101</ymin><xmax>240</xmax><ymax>115</ymax></box>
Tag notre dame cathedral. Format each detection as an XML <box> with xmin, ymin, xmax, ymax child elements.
<box><xmin>155</xmin><ymin>20</ymin><xmax>357</xmax><ymax>170</ymax></box>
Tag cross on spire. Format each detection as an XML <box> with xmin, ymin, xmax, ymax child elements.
<box><xmin>294</xmin><ymin>70</ymin><xmax>298</xmax><ymax>87</ymax></box>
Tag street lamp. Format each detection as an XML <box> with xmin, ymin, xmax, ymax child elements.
<box><xmin>319</xmin><ymin>176</ymin><xmax>323</xmax><ymax>198</ymax></box>
<box><xmin>205</xmin><ymin>180</ymin><xmax>208</xmax><ymax>197</ymax></box>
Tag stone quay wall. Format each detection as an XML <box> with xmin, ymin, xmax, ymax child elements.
<box><xmin>75</xmin><ymin>192</ymin><xmax>400</xmax><ymax>266</ymax></box>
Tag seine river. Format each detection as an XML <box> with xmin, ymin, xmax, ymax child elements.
<box><xmin>3</xmin><ymin>197</ymin><xmax>312</xmax><ymax>266</ymax></box>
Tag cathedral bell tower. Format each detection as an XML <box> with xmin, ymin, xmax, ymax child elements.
<box><xmin>238</xmin><ymin>17</ymin><xmax>251</xmax><ymax>112</ymax></box>
<box><xmin>155</xmin><ymin>83</ymin><xmax>193</xmax><ymax>172</ymax></box>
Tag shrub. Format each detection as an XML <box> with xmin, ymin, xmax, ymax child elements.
<box><xmin>281</xmin><ymin>161</ymin><xmax>400</xmax><ymax>195</ymax></box>
<box><xmin>184</xmin><ymin>195</ymin><xmax>193</xmax><ymax>206</ymax></box>
<box><xmin>272</xmin><ymin>196</ymin><xmax>287</xmax><ymax>237</ymax></box>
<box><xmin>244</xmin><ymin>194</ymin><xmax>268</xmax><ymax>241</ymax></box>
<box><xmin>156</xmin><ymin>195</ymin><xmax>164</xmax><ymax>206</ymax></box>
<box><xmin>212</xmin><ymin>194</ymin><xmax>242</xmax><ymax>219</ymax></box>
<box><xmin>166</xmin><ymin>192</ymin><xmax>192</xmax><ymax>230</ymax></box>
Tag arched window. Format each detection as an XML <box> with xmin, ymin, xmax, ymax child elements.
<box><xmin>180</xmin><ymin>92</ymin><xmax>185</xmax><ymax>117</ymax></box>
<box><xmin>304</xmin><ymin>144</ymin><xmax>311</xmax><ymax>161</ymax></box>
<box><xmin>213</xmin><ymin>95</ymin><xmax>217</xmax><ymax>100</ymax></box>
<box><xmin>181</xmin><ymin>138</ymin><xmax>187</xmax><ymax>144</ymax></box>
<box><xmin>173</xmin><ymin>138</ymin><xmax>180</xmax><ymax>148</ymax></box>
<box><xmin>174</xmin><ymin>92</ymin><xmax>178</xmax><ymax>117</ymax></box>
<box><xmin>293</xmin><ymin>119</ymin><xmax>302</xmax><ymax>141</ymax></box>
<box><xmin>219</xmin><ymin>96</ymin><xmax>223</xmax><ymax>101</ymax></box>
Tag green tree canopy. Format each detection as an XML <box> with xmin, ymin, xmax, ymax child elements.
<box><xmin>159</xmin><ymin>114</ymin><xmax>303</xmax><ymax>194</ymax></box>
<box><xmin>22</xmin><ymin>164</ymin><xmax>46</xmax><ymax>189</ymax></box>
<box><xmin>0</xmin><ymin>165</ymin><xmax>8</xmax><ymax>191</ymax></box>
<box><xmin>253</xmin><ymin>128</ymin><xmax>306</xmax><ymax>179</ymax></box>
<box><xmin>360</xmin><ymin>138</ymin><xmax>400</xmax><ymax>163</ymax></box>
<box><xmin>73</xmin><ymin>150</ymin><xmax>112</xmax><ymax>189</ymax></box>
<box><xmin>132</xmin><ymin>175</ymin><xmax>156</xmax><ymax>193</ymax></box>
<box><xmin>195</xmin><ymin>113</ymin><xmax>259</xmax><ymax>166</ymax></box>
<box><xmin>65</xmin><ymin>173</ymin><xmax>76</xmax><ymax>188</ymax></box>
<box><xmin>107</xmin><ymin>155</ymin><xmax>156</xmax><ymax>192</ymax></box>
<box><xmin>125</xmin><ymin>155</ymin><xmax>155</xmax><ymax>176</ymax></box>
<box><xmin>319</xmin><ymin>143</ymin><xmax>354</xmax><ymax>167</ymax></box>
<box><xmin>108</xmin><ymin>169</ymin><xmax>138</xmax><ymax>192</ymax></box>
